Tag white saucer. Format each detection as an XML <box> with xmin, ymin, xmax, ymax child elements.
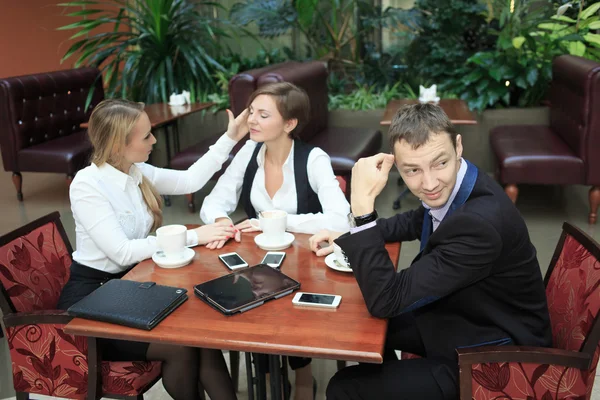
<box><xmin>152</xmin><ymin>247</ymin><xmax>195</xmax><ymax>269</ymax></box>
<box><xmin>254</xmin><ymin>232</ymin><xmax>295</xmax><ymax>251</ymax></box>
<box><xmin>325</xmin><ymin>253</ymin><xmax>352</xmax><ymax>273</ymax></box>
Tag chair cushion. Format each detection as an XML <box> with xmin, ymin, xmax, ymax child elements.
<box><xmin>490</xmin><ymin>125</ymin><xmax>584</xmax><ymax>185</ymax></box>
<box><xmin>17</xmin><ymin>130</ymin><xmax>92</xmax><ymax>175</ymax></box>
<box><xmin>308</xmin><ymin>127</ymin><xmax>382</xmax><ymax>174</ymax></box>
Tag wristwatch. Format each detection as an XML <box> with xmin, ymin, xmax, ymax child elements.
<box><xmin>348</xmin><ymin>210</ymin><xmax>378</xmax><ymax>228</ymax></box>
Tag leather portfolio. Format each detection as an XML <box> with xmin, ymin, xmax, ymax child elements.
<box><xmin>68</xmin><ymin>279</ymin><xmax>188</xmax><ymax>330</ymax></box>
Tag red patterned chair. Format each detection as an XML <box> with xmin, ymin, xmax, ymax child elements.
<box><xmin>0</xmin><ymin>212</ymin><xmax>161</xmax><ymax>400</ymax></box>
<box><xmin>458</xmin><ymin>222</ymin><xmax>600</xmax><ymax>399</ymax></box>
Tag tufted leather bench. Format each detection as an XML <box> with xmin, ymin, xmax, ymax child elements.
<box><xmin>490</xmin><ymin>55</ymin><xmax>600</xmax><ymax>224</ymax></box>
<box><xmin>171</xmin><ymin>61</ymin><xmax>382</xmax><ymax>212</ymax></box>
<box><xmin>0</xmin><ymin>67</ymin><xmax>104</xmax><ymax>201</ymax></box>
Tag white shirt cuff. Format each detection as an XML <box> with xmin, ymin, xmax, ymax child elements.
<box><xmin>186</xmin><ymin>229</ymin><xmax>199</xmax><ymax>247</ymax></box>
<box><xmin>350</xmin><ymin>221</ymin><xmax>377</xmax><ymax>234</ymax></box>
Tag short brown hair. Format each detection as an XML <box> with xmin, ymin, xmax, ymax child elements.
<box><xmin>388</xmin><ymin>103</ymin><xmax>458</xmax><ymax>150</ymax></box>
<box><xmin>247</xmin><ymin>82</ymin><xmax>310</xmax><ymax>138</ymax></box>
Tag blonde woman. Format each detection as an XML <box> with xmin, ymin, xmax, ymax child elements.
<box><xmin>57</xmin><ymin>99</ymin><xmax>247</xmax><ymax>400</ymax></box>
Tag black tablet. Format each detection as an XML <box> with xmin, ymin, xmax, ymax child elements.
<box><xmin>194</xmin><ymin>264</ymin><xmax>300</xmax><ymax>315</ymax></box>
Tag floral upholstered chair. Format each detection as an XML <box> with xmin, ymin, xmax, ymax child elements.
<box><xmin>0</xmin><ymin>212</ymin><xmax>161</xmax><ymax>400</ymax></box>
<box><xmin>458</xmin><ymin>222</ymin><xmax>600</xmax><ymax>400</ymax></box>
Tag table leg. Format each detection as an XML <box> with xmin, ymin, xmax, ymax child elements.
<box><xmin>254</xmin><ymin>353</ymin><xmax>267</xmax><ymax>400</ymax></box>
<box><xmin>245</xmin><ymin>352</ymin><xmax>255</xmax><ymax>400</ymax></box>
<box><xmin>282</xmin><ymin>356</ymin><xmax>291</xmax><ymax>400</ymax></box>
<box><xmin>269</xmin><ymin>355</ymin><xmax>283</xmax><ymax>400</ymax></box>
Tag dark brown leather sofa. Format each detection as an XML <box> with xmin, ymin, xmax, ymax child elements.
<box><xmin>0</xmin><ymin>67</ymin><xmax>104</xmax><ymax>201</ymax></box>
<box><xmin>171</xmin><ymin>61</ymin><xmax>382</xmax><ymax>212</ymax></box>
<box><xmin>490</xmin><ymin>55</ymin><xmax>600</xmax><ymax>224</ymax></box>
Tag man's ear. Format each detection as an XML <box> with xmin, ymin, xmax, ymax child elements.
<box><xmin>455</xmin><ymin>134</ymin><xmax>463</xmax><ymax>159</ymax></box>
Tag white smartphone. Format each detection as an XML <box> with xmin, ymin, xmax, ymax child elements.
<box><xmin>218</xmin><ymin>252</ymin><xmax>248</xmax><ymax>270</ymax></box>
<box><xmin>260</xmin><ymin>251</ymin><xmax>286</xmax><ymax>268</ymax></box>
<box><xmin>292</xmin><ymin>292</ymin><xmax>342</xmax><ymax>308</ymax></box>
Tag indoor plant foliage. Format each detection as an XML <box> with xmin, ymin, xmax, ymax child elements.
<box><xmin>445</xmin><ymin>0</ymin><xmax>562</xmax><ymax>112</ymax></box>
<box><xmin>535</xmin><ymin>1</ymin><xmax>600</xmax><ymax>61</ymax></box>
<box><xmin>58</xmin><ymin>0</ymin><xmax>230</xmax><ymax>105</ymax></box>
<box><xmin>228</xmin><ymin>0</ymin><xmax>410</xmax><ymax>77</ymax></box>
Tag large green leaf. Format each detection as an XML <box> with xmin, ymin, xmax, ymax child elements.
<box><xmin>584</xmin><ymin>33</ymin><xmax>600</xmax><ymax>46</ymax></box>
<box><xmin>568</xmin><ymin>41</ymin><xmax>586</xmax><ymax>56</ymax></box>
<box><xmin>588</xmin><ymin>21</ymin><xmax>600</xmax><ymax>29</ymax></box>
<box><xmin>296</xmin><ymin>0</ymin><xmax>318</xmax><ymax>29</ymax></box>
<box><xmin>581</xmin><ymin>2</ymin><xmax>600</xmax><ymax>20</ymax></box>
<box><xmin>538</xmin><ymin>22</ymin><xmax>568</xmax><ymax>31</ymax></box>
<box><xmin>526</xmin><ymin>68</ymin><xmax>539</xmax><ymax>86</ymax></box>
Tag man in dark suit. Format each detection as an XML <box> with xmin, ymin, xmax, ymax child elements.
<box><xmin>310</xmin><ymin>104</ymin><xmax>552</xmax><ymax>400</ymax></box>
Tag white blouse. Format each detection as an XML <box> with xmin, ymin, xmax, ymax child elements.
<box><xmin>70</xmin><ymin>133</ymin><xmax>237</xmax><ymax>273</ymax></box>
<box><xmin>200</xmin><ymin>139</ymin><xmax>351</xmax><ymax>234</ymax></box>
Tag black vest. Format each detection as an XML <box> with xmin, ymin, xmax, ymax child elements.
<box><xmin>241</xmin><ymin>140</ymin><xmax>323</xmax><ymax>219</ymax></box>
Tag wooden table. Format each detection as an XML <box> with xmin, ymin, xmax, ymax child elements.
<box><xmin>80</xmin><ymin>102</ymin><xmax>213</xmax><ymax>130</ymax></box>
<box><xmin>381</xmin><ymin>99</ymin><xmax>477</xmax><ymax>126</ymax></box>
<box><xmin>65</xmin><ymin>232</ymin><xmax>400</xmax><ymax>364</ymax></box>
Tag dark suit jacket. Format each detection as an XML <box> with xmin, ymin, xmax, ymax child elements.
<box><xmin>336</xmin><ymin>162</ymin><xmax>552</xmax><ymax>361</ymax></box>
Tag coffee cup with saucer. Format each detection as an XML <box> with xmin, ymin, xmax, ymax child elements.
<box><xmin>251</xmin><ymin>210</ymin><xmax>295</xmax><ymax>250</ymax></box>
<box><xmin>324</xmin><ymin>243</ymin><xmax>352</xmax><ymax>272</ymax></box>
<box><xmin>153</xmin><ymin>224</ymin><xmax>194</xmax><ymax>269</ymax></box>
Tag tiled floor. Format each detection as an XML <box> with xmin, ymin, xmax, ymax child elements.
<box><xmin>1</xmin><ymin>162</ymin><xmax>600</xmax><ymax>399</ymax></box>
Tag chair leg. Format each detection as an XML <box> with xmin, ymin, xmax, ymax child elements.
<box><xmin>230</xmin><ymin>350</ymin><xmax>240</xmax><ymax>392</ymax></box>
<box><xmin>12</xmin><ymin>172</ymin><xmax>23</xmax><ymax>201</ymax></box>
<box><xmin>16</xmin><ymin>392</ymin><xmax>29</xmax><ymax>400</ymax></box>
<box><xmin>589</xmin><ymin>186</ymin><xmax>600</xmax><ymax>224</ymax></box>
<box><xmin>505</xmin><ymin>184</ymin><xmax>518</xmax><ymax>203</ymax></box>
<box><xmin>67</xmin><ymin>174</ymin><xmax>74</xmax><ymax>187</ymax></box>
<box><xmin>186</xmin><ymin>193</ymin><xmax>195</xmax><ymax>213</ymax></box>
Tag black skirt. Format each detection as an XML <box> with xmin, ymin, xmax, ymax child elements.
<box><xmin>57</xmin><ymin>260</ymin><xmax>150</xmax><ymax>361</ymax></box>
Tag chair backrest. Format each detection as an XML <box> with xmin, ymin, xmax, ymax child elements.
<box><xmin>0</xmin><ymin>67</ymin><xmax>104</xmax><ymax>172</ymax></box>
<box><xmin>0</xmin><ymin>212</ymin><xmax>73</xmax><ymax>314</ymax></box>
<box><xmin>545</xmin><ymin>222</ymin><xmax>600</xmax><ymax>370</ymax></box>
<box><xmin>257</xmin><ymin>61</ymin><xmax>329</xmax><ymax>143</ymax></box>
<box><xmin>549</xmin><ymin>55</ymin><xmax>600</xmax><ymax>184</ymax></box>
<box><xmin>228</xmin><ymin>61</ymin><xmax>299</xmax><ymax>117</ymax></box>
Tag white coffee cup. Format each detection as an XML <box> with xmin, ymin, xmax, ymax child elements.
<box><xmin>333</xmin><ymin>243</ymin><xmax>350</xmax><ymax>268</ymax></box>
<box><xmin>156</xmin><ymin>224</ymin><xmax>187</xmax><ymax>258</ymax></box>
<box><xmin>250</xmin><ymin>210</ymin><xmax>287</xmax><ymax>242</ymax></box>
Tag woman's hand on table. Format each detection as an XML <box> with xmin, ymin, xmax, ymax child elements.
<box><xmin>235</xmin><ymin>219</ymin><xmax>261</xmax><ymax>233</ymax></box>
<box><xmin>309</xmin><ymin>229</ymin><xmax>343</xmax><ymax>257</ymax></box>
<box><xmin>194</xmin><ymin>219</ymin><xmax>236</xmax><ymax>246</ymax></box>
<box><xmin>205</xmin><ymin>218</ymin><xmax>241</xmax><ymax>250</ymax></box>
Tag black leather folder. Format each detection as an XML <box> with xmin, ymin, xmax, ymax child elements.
<box><xmin>67</xmin><ymin>280</ymin><xmax>188</xmax><ymax>330</ymax></box>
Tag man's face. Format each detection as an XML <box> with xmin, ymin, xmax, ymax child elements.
<box><xmin>393</xmin><ymin>133</ymin><xmax>463</xmax><ymax>208</ymax></box>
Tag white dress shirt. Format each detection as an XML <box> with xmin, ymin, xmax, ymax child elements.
<box><xmin>200</xmin><ymin>139</ymin><xmax>351</xmax><ymax>234</ymax></box>
<box><xmin>71</xmin><ymin>133</ymin><xmax>237</xmax><ymax>273</ymax></box>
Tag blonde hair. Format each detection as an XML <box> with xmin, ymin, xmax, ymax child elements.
<box><xmin>88</xmin><ymin>99</ymin><xmax>163</xmax><ymax>231</ymax></box>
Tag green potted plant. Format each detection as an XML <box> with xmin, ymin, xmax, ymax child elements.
<box><xmin>58</xmin><ymin>0</ymin><xmax>232</xmax><ymax>105</ymax></box>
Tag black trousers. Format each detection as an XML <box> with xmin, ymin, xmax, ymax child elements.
<box><xmin>326</xmin><ymin>313</ymin><xmax>459</xmax><ymax>400</ymax></box>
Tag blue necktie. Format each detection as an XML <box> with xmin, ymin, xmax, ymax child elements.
<box><xmin>420</xmin><ymin>211</ymin><xmax>432</xmax><ymax>252</ymax></box>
